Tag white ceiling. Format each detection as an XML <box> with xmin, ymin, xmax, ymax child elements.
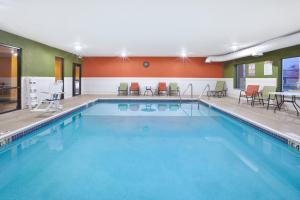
<box><xmin>0</xmin><ymin>0</ymin><xmax>300</xmax><ymax>57</ymax></box>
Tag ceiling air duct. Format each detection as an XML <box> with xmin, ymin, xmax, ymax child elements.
<box><xmin>206</xmin><ymin>30</ymin><xmax>300</xmax><ymax>63</ymax></box>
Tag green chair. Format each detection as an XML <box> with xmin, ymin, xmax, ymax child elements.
<box><xmin>208</xmin><ymin>81</ymin><xmax>226</xmax><ymax>97</ymax></box>
<box><xmin>252</xmin><ymin>86</ymin><xmax>276</xmax><ymax>109</ymax></box>
<box><xmin>169</xmin><ymin>83</ymin><xmax>180</xmax><ymax>96</ymax></box>
<box><xmin>118</xmin><ymin>83</ymin><xmax>128</xmax><ymax>95</ymax></box>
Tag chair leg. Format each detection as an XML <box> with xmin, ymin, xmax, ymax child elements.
<box><xmin>238</xmin><ymin>95</ymin><xmax>241</xmax><ymax>104</ymax></box>
<box><xmin>267</xmin><ymin>97</ymin><xmax>270</xmax><ymax>110</ymax></box>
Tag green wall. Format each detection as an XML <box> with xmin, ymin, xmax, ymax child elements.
<box><xmin>0</xmin><ymin>30</ymin><xmax>81</xmax><ymax>77</ymax></box>
<box><xmin>224</xmin><ymin>44</ymin><xmax>300</xmax><ymax>89</ymax></box>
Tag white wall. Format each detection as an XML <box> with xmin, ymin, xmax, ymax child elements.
<box><xmin>21</xmin><ymin>76</ymin><xmax>73</xmax><ymax>108</ymax></box>
<box><xmin>19</xmin><ymin>76</ymin><xmax>278</xmax><ymax>108</ymax></box>
<box><xmin>64</xmin><ymin>77</ymin><xmax>73</xmax><ymax>99</ymax></box>
<box><xmin>82</xmin><ymin>77</ymin><xmax>227</xmax><ymax>96</ymax></box>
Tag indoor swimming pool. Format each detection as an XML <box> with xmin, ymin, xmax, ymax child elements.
<box><xmin>0</xmin><ymin>100</ymin><xmax>299</xmax><ymax>200</ymax></box>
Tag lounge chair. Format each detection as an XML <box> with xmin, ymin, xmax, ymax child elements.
<box><xmin>130</xmin><ymin>82</ymin><xmax>140</xmax><ymax>95</ymax></box>
<box><xmin>208</xmin><ymin>81</ymin><xmax>226</xmax><ymax>97</ymax></box>
<box><xmin>169</xmin><ymin>83</ymin><xmax>180</xmax><ymax>96</ymax></box>
<box><xmin>118</xmin><ymin>82</ymin><xmax>128</xmax><ymax>95</ymax></box>
<box><xmin>252</xmin><ymin>86</ymin><xmax>276</xmax><ymax>109</ymax></box>
<box><xmin>32</xmin><ymin>80</ymin><xmax>64</xmax><ymax>112</ymax></box>
<box><xmin>158</xmin><ymin>82</ymin><xmax>167</xmax><ymax>95</ymax></box>
<box><xmin>238</xmin><ymin>85</ymin><xmax>259</xmax><ymax>105</ymax></box>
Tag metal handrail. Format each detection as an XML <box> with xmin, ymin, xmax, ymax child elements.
<box><xmin>179</xmin><ymin>83</ymin><xmax>193</xmax><ymax>104</ymax></box>
<box><xmin>182</xmin><ymin>83</ymin><xmax>193</xmax><ymax>98</ymax></box>
<box><xmin>201</xmin><ymin>84</ymin><xmax>210</xmax><ymax>97</ymax></box>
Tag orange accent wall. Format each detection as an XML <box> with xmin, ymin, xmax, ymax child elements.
<box><xmin>0</xmin><ymin>56</ymin><xmax>11</xmax><ymax>77</ymax></box>
<box><xmin>83</xmin><ymin>57</ymin><xmax>224</xmax><ymax>78</ymax></box>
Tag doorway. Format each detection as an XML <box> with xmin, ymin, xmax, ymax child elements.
<box><xmin>0</xmin><ymin>44</ymin><xmax>21</xmax><ymax>114</ymax></box>
<box><xmin>73</xmin><ymin>63</ymin><xmax>81</xmax><ymax>96</ymax></box>
<box><xmin>55</xmin><ymin>57</ymin><xmax>64</xmax><ymax>99</ymax></box>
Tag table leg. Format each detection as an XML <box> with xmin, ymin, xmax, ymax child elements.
<box><xmin>274</xmin><ymin>94</ymin><xmax>281</xmax><ymax>113</ymax></box>
<box><xmin>291</xmin><ymin>96</ymin><xmax>300</xmax><ymax>116</ymax></box>
<box><xmin>294</xmin><ymin>96</ymin><xmax>300</xmax><ymax>108</ymax></box>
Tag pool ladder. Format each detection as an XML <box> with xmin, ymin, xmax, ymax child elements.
<box><xmin>197</xmin><ymin>84</ymin><xmax>211</xmax><ymax>109</ymax></box>
<box><xmin>201</xmin><ymin>84</ymin><xmax>210</xmax><ymax>97</ymax></box>
<box><xmin>179</xmin><ymin>83</ymin><xmax>193</xmax><ymax>104</ymax></box>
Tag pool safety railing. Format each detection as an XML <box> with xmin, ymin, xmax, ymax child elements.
<box><xmin>201</xmin><ymin>84</ymin><xmax>210</xmax><ymax>97</ymax></box>
<box><xmin>198</xmin><ymin>84</ymin><xmax>211</xmax><ymax>109</ymax></box>
<box><xmin>179</xmin><ymin>83</ymin><xmax>193</xmax><ymax>104</ymax></box>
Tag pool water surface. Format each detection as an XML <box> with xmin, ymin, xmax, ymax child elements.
<box><xmin>0</xmin><ymin>101</ymin><xmax>299</xmax><ymax>200</ymax></box>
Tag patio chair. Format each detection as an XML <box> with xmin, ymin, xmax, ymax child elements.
<box><xmin>118</xmin><ymin>82</ymin><xmax>128</xmax><ymax>96</ymax></box>
<box><xmin>238</xmin><ymin>85</ymin><xmax>259</xmax><ymax>105</ymax></box>
<box><xmin>130</xmin><ymin>82</ymin><xmax>140</xmax><ymax>95</ymax></box>
<box><xmin>208</xmin><ymin>81</ymin><xmax>226</xmax><ymax>97</ymax></box>
<box><xmin>169</xmin><ymin>83</ymin><xmax>180</xmax><ymax>96</ymax></box>
<box><xmin>252</xmin><ymin>86</ymin><xmax>276</xmax><ymax>109</ymax></box>
<box><xmin>32</xmin><ymin>80</ymin><xmax>64</xmax><ymax>112</ymax></box>
<box><xmin>158</xmin><ymin>82</ymin><xmax>167</xmax><ymax>95</ymax></box>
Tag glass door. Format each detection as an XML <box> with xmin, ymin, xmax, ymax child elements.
<box><xmin>0</xmin><ymin>45</ymin><xmax>21</xmax><ymax>113</ymax></box>
<box><xmin>73</xmin><ymin>63</ymin><xmax>81</xmax><ymax>96</ymax></box>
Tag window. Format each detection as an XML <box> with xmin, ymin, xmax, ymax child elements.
<box><xmin>235</xmin><ymin>64</ymin><xmax>246</xmax><ymax>90</ymax></box>
<box><xmin>282</xmin><ymin>57</ymin><xmax>300</xmax><ymax>91</ymax></box>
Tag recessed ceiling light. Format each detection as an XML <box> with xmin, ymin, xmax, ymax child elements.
<box><xmin>180</xmin><ymin>50</ymin><xmax>187</xmax><ymax>58</ymax></box>
<box><xmin>121</xmin><ymin>51</ymin><xmax>127</xmax><ymax>58</ymax></box>
<box><xmin>75</xmin><ymin>45</ymin><xmax>82</xmax><ymax>51</ymax></box>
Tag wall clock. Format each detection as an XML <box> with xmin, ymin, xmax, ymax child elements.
<box><xmin>143</xmin><ymin>61</ymin><xmax>150</xmax><ymax>68</ymax></box>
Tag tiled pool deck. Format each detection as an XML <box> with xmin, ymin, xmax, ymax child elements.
<box><xmin>0</xmin><ymin>95</ymin><xmax>299</xmax><ymax>149</ymax></box>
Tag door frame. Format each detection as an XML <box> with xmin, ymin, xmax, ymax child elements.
<box><xmin>72</xmin><ymin>63</ymin><xmax>82</xmax><ymax>96</ymax></box>
<box><xmin>55</xmin><ymin>56</ymin><xmax>64</xmax><ymax>99</ymax></box>
<box><xmin>16</xmin><ymin>48</ymin><xmax>22</xmax><ymax>110</ymax></box>
<box><xmin>0</xmin><ymin>43</ymin><xmax>22</xmax><ymax>114</ymax></box>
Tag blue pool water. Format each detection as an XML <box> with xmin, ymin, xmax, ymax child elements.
<box><xmin>0</xmin><ymin>101</ymin><xmax>300</xmax><ymax>200</ymax></box>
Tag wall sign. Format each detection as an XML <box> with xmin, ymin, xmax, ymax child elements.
<box><xmin>248</xmin><ymin>63</ymin><xmax>255</xmax><ymax>76</ymax></box>
<box><xmin>264</xmin><ymin>61</ymin><xmax>273</xmax><ymax>75</ymax></box>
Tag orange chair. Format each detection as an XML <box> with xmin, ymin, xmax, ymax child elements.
<box><xmin>158</xmin><ymin>82</ymin><xmax>167</xmax><ymax>95</ymax></box>
<box><xmin>238</xmin><ymin>85</ymin><xmax>259</xmax><ymax>105</ymax></box>
<box><xmin>130</xmin><ymin>82</ymin><xmax>140</xmax><ymax>95</ymax></box>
